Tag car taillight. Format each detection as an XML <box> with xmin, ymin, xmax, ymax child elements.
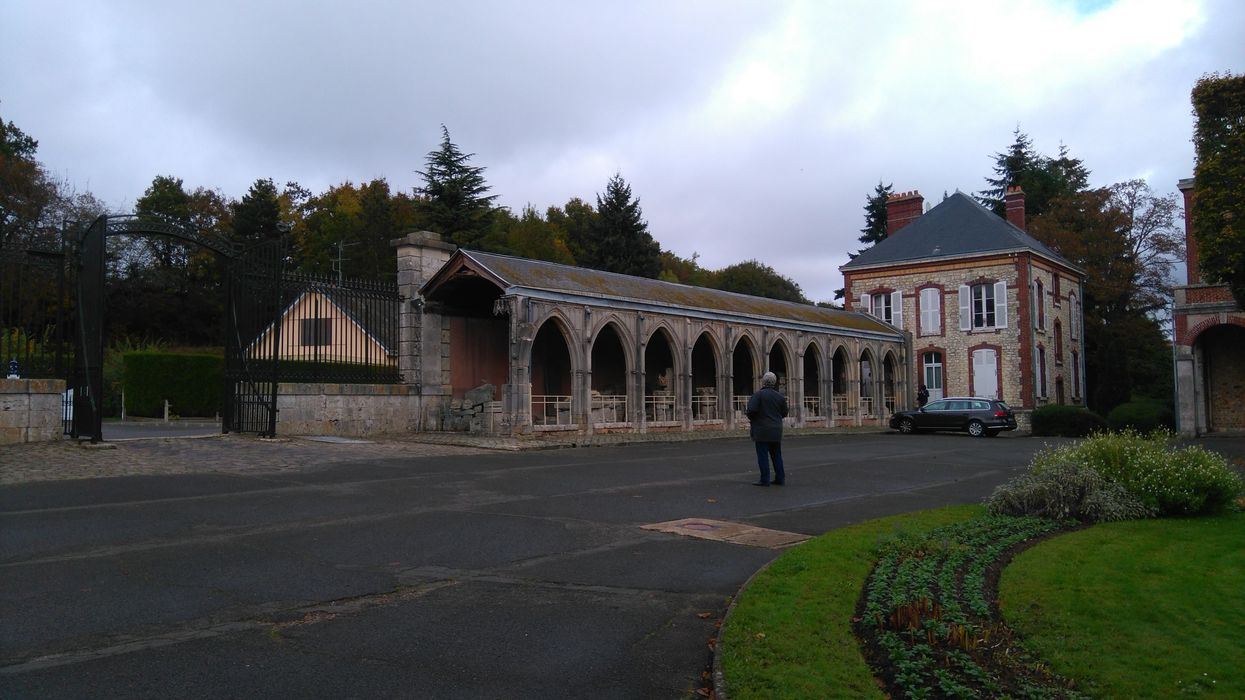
<box><xmin>994</xmin><ymin>410</ymin><xmax>1009</xmax><ymax>417</ymax></box>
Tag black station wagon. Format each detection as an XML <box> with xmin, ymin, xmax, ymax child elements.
<box><xmin>889</xmin><ymin>397</ymin><xmax>1017</xmax><ymax>437</ymax></box>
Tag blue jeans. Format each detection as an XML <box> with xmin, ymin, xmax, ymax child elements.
<box><xmin>754</xmin><ymin>441</ymin><xmax>785</xmax><ymax>484</ymax></box>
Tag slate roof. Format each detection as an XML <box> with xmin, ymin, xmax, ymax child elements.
<box><xmin>424</xmin><ymin>249</ymin><xmax>900</xmax><ymax>338</ymax></box>
<box><xmin>840</xmin><ymin>192</ymin><xmax>1082</xmax><ymax>273</ymax></box>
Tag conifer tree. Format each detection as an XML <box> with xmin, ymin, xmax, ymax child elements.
<box><xmin>859</xmin><ymin>181</ymin><xmax>893</xmax><ymax>246</ymax></box>
<box><xmin>590</xmin><ymin>173</ymin><xmax>662</xmax><ymax>278</ymax></box>
<box><xmin>978</xmin><ymin>128</ymin><xmax>1088</xmax><ymax>220</ymax></box>
<box><xmin>416</xmin><ymin>125</ymin><xmax>498</xmax><ymax>249</ymax></box>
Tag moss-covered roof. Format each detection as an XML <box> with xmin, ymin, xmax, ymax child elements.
<box><xmin>429</xmin><ymin>249</ymin><xmax>898</xmax><ymax>336</ymax></box>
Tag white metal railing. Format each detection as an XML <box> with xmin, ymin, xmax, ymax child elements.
<box><xmin>832</xmin><ymin>394</ymin><xmax>848</xmax><ymax>417</ymax></box>
<box><xmin>644</xmin><ymin>394</ymin><xmax>677</xmax><ymax>422</ymax></box>
<box><xmin>883</xmin><ymin>394</ymin><xmax>896</xmax><ymax>414</ymax></box>
<box><xmin>733</xmin><ymin>395</ymin><xmax>750</xmax><ymax>417</ymax></box>
<box><xmin>590</xmin><ymin>394</ymin><xmax>627</xmax><ymax>424</ymax></box>
<box><xmin>803</xmin><ymin>395</ymin><xmax>823</xmax><ymax>418</ymax></box>
<box><xmin>531</xmin><ymin>395</ymin><xmax>572</xmax><ymax>426</ymax></box>
<box><xmin>692</xmin><ymin>393</ymin><xmax>718</xmax><ymax>421</ymax></box>
<box><xmin>860</xmin><ymin>395</ymin><xmax>875</xmax><ymax>417</ymax></box>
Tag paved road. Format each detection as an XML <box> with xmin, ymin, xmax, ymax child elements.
<box><xmin>0</xmin><ymin>432</ymin><xmax>1176</xmax><ymax>698</ymax></box>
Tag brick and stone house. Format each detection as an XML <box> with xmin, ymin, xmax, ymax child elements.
<box><xmin>840</xmin><ymin>188</ymin><xmax>1087</xmax><ymax>428</ymax></box>
<box><xmin>1172</xmin><ymin>177</ymin><xmax>1245</xmax><ymax>435</ymax></box>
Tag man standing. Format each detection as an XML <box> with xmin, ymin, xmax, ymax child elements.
<box><xmin>746</xmin><ymin>371</ymin><xmax>788</xmax><ymax>486</ymax></box>
<box><xmin>917</xmin><ymin>384</ymin><xmax>929</xmax><ymax>407</ymax></box>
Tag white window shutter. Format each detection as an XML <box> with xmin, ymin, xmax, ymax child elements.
<box><xmin>932</xmin><ymin>290</ymin><xmax>942</xmax><ymax>334</ymax></box>
<box><xmin>958</xmin><ymin>285</ymin><xmax>971</xmax><ymax>331</ymax></box>
<box><xmin>890</xmin><ymin>291</ymin><xmax>903</xmax><ymax>329</ymax></box>
<box><xmin>995</xmin><ymin>280</ymin><xmax>1008</xmax><ymax>328</ymax></box>
<box><xmin>859</xmin><ymin>293</ymin><xmax>870</xmax><ymax>315</ymax></box>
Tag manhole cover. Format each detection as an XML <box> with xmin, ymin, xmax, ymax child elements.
<box><xmin>641</xmin><ymin>518</ymin><xmax>810</xmax><ymax>549</ymax></box>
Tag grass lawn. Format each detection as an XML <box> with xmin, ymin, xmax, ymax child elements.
<box><xmin>1000</xmin><ymin>511</ymin><xmax>1245</xmax><ymax>698</ymax></box>
<box><xmin>717</xmin><ymin>505</ymin><xmax>980</xmax><ymax>700</ymax></box>
<box><xmin>720</xmin><ymin>507</ymin><xmax>1244</xmax><ymax>699</ymax></box>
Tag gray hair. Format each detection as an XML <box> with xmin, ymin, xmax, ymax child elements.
<box><xmin>761</xmin><ymin>371</ymin><xmax>778</xmax><ymax>388</ymax></box>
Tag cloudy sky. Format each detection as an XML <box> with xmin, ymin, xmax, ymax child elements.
<box><xmin>3</xmin><ymin>0</ymin><xmax>1241</xmax><ymax>301</ymax></box>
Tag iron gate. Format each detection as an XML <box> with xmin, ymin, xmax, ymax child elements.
<box><xmin>223</xmin><ymin>238</ymin><xmax>286</xmax><ymax>436</ymax></box>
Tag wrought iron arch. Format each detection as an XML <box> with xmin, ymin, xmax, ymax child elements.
<box><xmin>69</xmin><ymin>215</ymin><xmax>280</xmax><ymax>441</ymax></box>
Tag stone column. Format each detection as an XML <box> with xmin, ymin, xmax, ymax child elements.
<box><xmin>392</xmin><ymin>231</ymin><xmax>457</xmax><ymax>430</ymax></box>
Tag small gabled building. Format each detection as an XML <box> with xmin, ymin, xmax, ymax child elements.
<box><xmin>840</xmin><ymin>188</ymin><xmax>1087</xmax><ymax>426</ymax></box>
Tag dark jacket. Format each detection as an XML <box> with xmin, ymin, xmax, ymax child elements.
<box><xmin>745</xmin><ymin>386</ymin><xmax>788</xmax><ymax>442</ymax></box>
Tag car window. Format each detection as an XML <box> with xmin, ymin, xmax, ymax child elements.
<box><xmin>973</xmin><ymin>400</ymin><xmax>989</xmax><ymax>410</ymax></box>
<box><xmin>948</xmin><ymin>400</ymin><xmax>968</xmax><ymax>411</ymax></box>
<box><xmin>925</xmin><ymin>400</ymin><xmax>947</xmax><ymax>411</ymax></box>
<box><xmin>997</xmin><ymin>401</ymin><xmax>1011</xmax><ymax>411</ymax></box>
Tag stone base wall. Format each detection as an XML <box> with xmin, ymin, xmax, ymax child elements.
<box><xmin>1</xmin><ymin>378</ymin><xmax>66</xmax><ymax>444</ymax></box>
<box><xmin>276</xmin><ymin>383</ymin><xmax>419</xmax><ymax>437</ymax></box>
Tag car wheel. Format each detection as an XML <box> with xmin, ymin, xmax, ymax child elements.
<box><xmin>967</xmin><ymin>420</ymin><xmax>985</xmax><ymax>437</ymax></box>
<box><xmin>898</xmin><ymin>418</ymin><xmax>915</xmax><ymax>434</ymax></box>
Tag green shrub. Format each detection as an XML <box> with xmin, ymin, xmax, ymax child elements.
<box><xmin>123</xmin><ymin>351</ymin><xmax>223</xmax><ymax>418</ymax></box>
<box><xmin>1030</xmin><ymin>430</ymin><xmax>1244</xmax><ymax>517</ymax></box>
<box><xmin>1030</xmin><ymin>404</ymin><xmax>1106</xmax><ymax>437</ymax></box>
<box><xmin>1106</xmin><ymin>399</ymin><xmax>1175</xmax><ymax>433</ymax></box>
<box><xmin>987</xmin><ymin>460</ymin><xmax>1155</xmax><ymax>522</ymax></box>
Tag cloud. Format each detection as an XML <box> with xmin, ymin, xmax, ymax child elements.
<box><xmin>2</xmin><ymin>0</ymin><xmax>1239</xmax><ymax>304</ymax></box>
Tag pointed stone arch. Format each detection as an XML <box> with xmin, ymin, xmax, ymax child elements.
<box><xmin>881</xmin><ymin>349</ymin><xmax>900</xmax><ymax>414</ymax></box>
<box><xmin>589</xmin><ymin>319</ymin><xmax>631</xmax><ymax>424</ymax></box>
<box><xmin>767</xmin><ymin>335</ymin><xmax>794</xmax><ymax>396</ymax></box>
<box><xmin>858</xmin><ymin>346</ymin><xmax>877</xmax><ymax>418</ymax></box>
<box><xmin>732</xmin><ymin>333</ymin><xmax>760</xmax><ymax>403</ymax></box>
<box><xmin>803</xmin><ymin>339</ymin><xmax>825</xmax><ymax>419</ymax></box>
<box><xmin>529</xmin><ymin>313</ymin><xmax>577</xmax><ymax>426</ymax></box>
<box><xmin>691</xmin><ymin>329</ymin><xmax>722</xmax><ymax>422</ymax></box>
<box><xmin>644</xmin><ymin>324</ymin><xmax>680</xmax><ymax>424</ymax></box>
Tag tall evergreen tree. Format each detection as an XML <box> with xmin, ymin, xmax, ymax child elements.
<box><xmin>859</xmin><ymin>181</ymin><xmax>893</xmax><ymax>246</ymax></box>
<box><xmin>979</xmin><ymin>128</ymin><xmax>1088</xmax><ymax>220</ymax></box>
<box><xmin>835</xmin><ymin>181</ymin><xmax>893</xmax><ymax>300</ymax></box>
<box><xmin>416</xmin><ymin>125</ymin><xmax>498</xmax><ymax>249</ymax></box>
<box><xmin>590</xmin><ymin>173</ymin><xmax>662</xmax><ymax>278</ymax></box>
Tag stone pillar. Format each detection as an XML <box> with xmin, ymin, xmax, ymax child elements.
<box><xmin>1174</xmin><ymin>346</ymin><xmax>1198</xmax><ymax>436</ymax></box>
<box><xmin>392</xmin><ymin>231</ymin><xmax>457</xmax><ymax>430</ymax></box>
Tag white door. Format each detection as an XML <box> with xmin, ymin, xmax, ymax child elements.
<box><xmin>972</xmin><ymin>349</ymin><xmax>998</xmax><ymax>399</ymax></box>
<box><xmin>922</xmin><ymin>351</ymin><xmax>944</xmax><ymax>401</ymax></box>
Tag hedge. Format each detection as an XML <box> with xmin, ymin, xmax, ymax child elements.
<box><xmin>123</xmin><ymin>351</ymin><xmax>223</xmax><ymax>418</ymax></box>
<box><xmin>1106</xmin><ymin>399</ymin><xmax>1175</xmax><ymax>433</ymax></box>
<box><xmin>1030</xmin><ymin>403</ymin><xmax>1106</xmax><ymax>437</ymax></box>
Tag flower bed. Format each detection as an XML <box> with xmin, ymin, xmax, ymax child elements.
<box><xmin>855</xmin><ymin>516</ymin><xmax>1088</xmax><ymax>699</ymax></box>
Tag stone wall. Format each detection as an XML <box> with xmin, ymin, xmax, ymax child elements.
<box><xmin>275</xmin><ymin>383</ymin><xmax>420</xmax><ymax>437</ymax></box>
<box><xmin>0</xmin><ymin>378</ymin><xmax>65</xmax><ymax>444</ymax></box>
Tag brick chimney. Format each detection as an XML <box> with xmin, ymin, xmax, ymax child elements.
<box><xmin>886</xmin><ymin>191</ymin><xmax>924</xmax><ymax>236</ymax></box>
<box><xmin>1004</xmin><ymin>185</ymin><xmax>1026</xmax><ymax>231</ymax></box>
<box><xmin>1178</xmin><ymin>178</ymin><xmax>1198</xmax><ymax>283</ymax></box>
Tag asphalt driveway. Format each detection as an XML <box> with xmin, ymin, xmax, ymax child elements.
<box><xmin>0</xmin><ymin>432</ymin><xmax>1169</xmax><ymax>698</ymax></box>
